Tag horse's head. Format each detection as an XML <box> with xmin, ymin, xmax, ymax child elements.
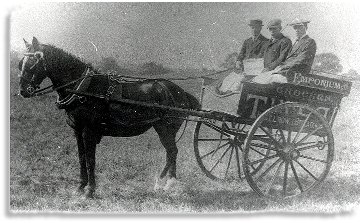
<box><xmin>18</xmin><ymin>37</ymin><xmax>48</xmax><ymax>98</ymax></box>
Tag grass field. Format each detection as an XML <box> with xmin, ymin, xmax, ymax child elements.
<box><xmin>9</xmin><ymin>66</ymin><xmax>359</xmax><ymax>213</ymax></box>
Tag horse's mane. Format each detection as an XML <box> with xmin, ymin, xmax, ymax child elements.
<box><xmin>42</xmin><ymin>44</ymin><xmax>93</xmax><ymax>74</ymax></box>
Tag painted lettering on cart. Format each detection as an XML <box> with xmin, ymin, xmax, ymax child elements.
<box><xmin>245</xmin><ymin>93</ymin><xmax>338</xmax><ymax>122</ymax></box>
<box><xmin>292</xmin><ymin>73</ymin><xmax>351</xmax><ymax>93</ymax></box>
<box><xmin>275</xmin><ymin>86</ymin><xmax>337</xmax><ymax>104</ymax></box>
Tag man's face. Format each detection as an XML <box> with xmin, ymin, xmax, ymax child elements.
<box><xmin>268</xmin><ymin>26</ymin><xmax>282</xmax><ymax>38</ymax></box>
<box><xmin>250</xmin><ymin>25</ymin><xmax>262</xmax><ymax>37</ymax></box>
<box><xmin>292</xmin><ymin>24</ymin><xmax>307</xmax><ymax>39</ymax></box>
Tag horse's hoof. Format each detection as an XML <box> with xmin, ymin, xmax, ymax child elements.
<box><xmin>77</xmin><ymin>187</ymin><xmax>85</xmax><ymax>194</ymax></box>
<box><xmin>154</xmin><ymin>176</ymin><xmax>166</xmax><ymax>192</ymax></box>
<box><xmin>163</xmin><ymin>178</ymin><xmax>178</xmax><ymax>191</ymax></box>
<box><xmin>85</xmin><ymin>189</ymin><xmax>95</xmax><ymax>199</ymax></box>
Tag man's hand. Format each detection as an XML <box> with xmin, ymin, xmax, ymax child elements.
<box><xmin>272</xmin><ymin>66</ymin><xmax>283</xmax><ymax>74</ymax></box>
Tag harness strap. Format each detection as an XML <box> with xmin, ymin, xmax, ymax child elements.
<box><xmin>55</xmin><ymin>68</ymin><xmax>92</xmax><ymax>108</ymax></box>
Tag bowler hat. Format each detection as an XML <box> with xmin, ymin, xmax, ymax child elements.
<box><xmin>289</xmin><ymin>18</ymin><xmax>310</xmax><ymax>26</ymax></box>
<box><xmin>248</xmin><ymin>19</ymin><xmax>263</xmax><ymax>26</ymax></box>
<box><xmin>267</xmin><ymin>19</ymin><xmax>282</xmax><ymax>28</ymax></box>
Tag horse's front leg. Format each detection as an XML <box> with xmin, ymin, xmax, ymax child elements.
<box><xmin>82</xmin><ymin>127</ymin><xmax>100</xmax><ymax>198</ymax></box>
<box><xmin>75</xmin><ymin>130</ymin><xmax>88</xmax><ymax>194</ymax></box>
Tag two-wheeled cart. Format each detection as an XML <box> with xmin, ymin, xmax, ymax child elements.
<box><xmin>70</xmin><ymin>70</ymin><xmax>352</xmax><ymax>200</ymax></box>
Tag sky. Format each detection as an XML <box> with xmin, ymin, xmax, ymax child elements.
<box><xmin>9</xmin><ymin>1</ymin><xmax>360</xmax><ymax>72</ymax></box>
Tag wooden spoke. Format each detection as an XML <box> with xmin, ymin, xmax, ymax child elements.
<box><xmin>224</xmin><ymin>146</ymin><xmax>234</xmax><ymax>179</ymax></box>
<box><xmin>295</xmin><ymin>126</ymin><xmax>324</xmax><ymax>146</ymax></box>
<box><xmin>255</xmin><ymin>158</ymin><xmax>283</xmax><ymax>182</ymax></box>
<box><xmin>283</xmin><ymin>162</ymin><xmax>289</xmax><ymax>196</ymax></box>
<box><xmin>249</xmin><ymin>146</ymin><xmax>267</xmax><ymax>156</ymax></box>
<box><xmin>291</xmin><ymin>161</ymin><xmax>304</xmax><ymax>192</ymax></box>
<box><xmin>265</xmin><ymin>160</ymin><xmax>284</xmax><ymax>195</ymax></box>
<box><xmin>294</xmin><ymin>160</ymin><xmax>318</xmax><ymax>181</ymax></box>
<box><xmin>287</xmin><ymin>129</ymin><xmax>292</xmax><ymax>144</ymax></box>
<box><xmin>293</xmin><ymin>112</ymin><xmax>312</xmax><ymax>143</ymax></box>
<box><xmin>200</xmin><ymin>142</ymin><xmax>230</xmax><ymax>159</ymax></box>
<box><xmin>209</xmin><ymin>145</ymin><xmax>232</xmax><ymax>173</ymax></box>
<box><xmin>260</xmin><ymin>126</ymin><xmax>283</xmax><ymax>149</ymax></box>
<box><xmin>234</xmin><ymin>145</ymin><xmax>243</xmax><ymax>179</ymax></box>
<box><xmin>277</xmin><ymin>128</ymin><xmax>286</xmax><ymax>144</ymax></box>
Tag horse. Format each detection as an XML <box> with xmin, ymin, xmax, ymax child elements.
<box><xmin>18</xmin><ymin>37</ymin><xmax>201</xmax><ymax>198</ymax></box>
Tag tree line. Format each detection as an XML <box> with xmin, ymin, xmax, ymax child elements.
<box><xmin>10</xmin><ymin>50</ymin><xmax>359</xmax><ymax>81</ymax></box>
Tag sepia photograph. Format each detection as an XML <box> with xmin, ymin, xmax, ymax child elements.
<box><xmin>8</xmin><ymin>1</ymin><xmax>360</xmax><ymax>214</ymax></box>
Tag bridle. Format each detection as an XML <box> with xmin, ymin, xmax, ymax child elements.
<box><xmin>19</xmin><ymin>51</ymin><xmax>48</xmax><ymax>96</ymax></box>
<box><xmin>19</xmin><ymin>51</ymin><xmax>88</xmax><ymax>97</ymax></box>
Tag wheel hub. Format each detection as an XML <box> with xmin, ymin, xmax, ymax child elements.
<box><xmin>280</xmin><ymin>144</ymin><xmax>300</xmax><ymax>161</ymax></box>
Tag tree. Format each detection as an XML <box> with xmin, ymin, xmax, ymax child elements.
<box><xmin>345</xmin><ymin>69</ymin><xmax>359</xmax><ymax>81</ymax></box>
<box><xmin>140</xmin><ymin>62</ymin><xmax>171</xmax><ymax>75</ymax></box>
<box><xmin>97</xmin><ymin>56</ymin><xmax>133</xmax><ymax>75</ymax></box>
<box><xmin>99</xmin><ymin>56</ymin><xmax>119</xmax><ymax>72</ymax></box>
<box><xmin>220</xmin><ymin>52</ymin><xmax>238</xmax><ymax>69</ymax></box>
<box><xmin>312</xmin><ymin>53</ymin><xmax>343</xmax><ymax>74</ymax></box>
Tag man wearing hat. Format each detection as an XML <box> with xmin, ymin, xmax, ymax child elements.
<box><xmin>263</xmin><ymin>19</ymin><xmax>292</xmax><ymax>71</ymax></box>
<box><xmin>274</xmin><ymin>18</ymin><xmax>317</xmax><ymax>75</ymax></box>
<box><xmin>236</xmin><ymin>19</ymin><xmax>269</xmax><ymax>71</ymax></box>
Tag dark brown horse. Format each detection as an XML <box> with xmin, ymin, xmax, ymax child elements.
<box><xmin>18</xmin><ymin>37</ymin><xmax>200</xmax><ymax>198</ymax></box>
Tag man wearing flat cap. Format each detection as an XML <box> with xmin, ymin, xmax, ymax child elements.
<box><xmin>236</xmin><ymin>19</ymin><xmax>269</xmax><ymax>71</ymax></box>
<box><xmin>274</xmin><ymin>18</ymin><xmax>317</xmax><ymax>75</ymax></box>
<box><xmin>263</xmin><ymin>19</ymin><xmax>292</xmax><ymax>72</ymax></box>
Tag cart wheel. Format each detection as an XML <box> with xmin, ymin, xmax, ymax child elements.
<box><xmin>242</xmin><ymin>102</ymin><xmax>334</xmax><ymax>199</ymax></box>
<box><xmin>194</xmin><ymin>118</ymin><xmax>252</xmax><ymax>182</ymax></box>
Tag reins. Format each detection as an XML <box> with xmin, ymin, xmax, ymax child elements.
<box><xmin>29</xmin><ymin>67</ymin><xmax>233</xmax><ymax>97</ymax></box>
<box><xmin>31</xmin><ymin>69</ymin><xmax>90</xmax><ymax>97</ymax></box>
<box><xmin>118</xmin><ymin>68</ymin><xmax>234</xmax><ymax>81</ymax></box>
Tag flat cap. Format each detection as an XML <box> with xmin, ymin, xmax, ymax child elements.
<box><xmin>267</xmin><ymin>19</ymin><xmax>282</xmax><ymax>28</ymax></box>
<box><xmin>289</xmin><ymin>18</ymin><xmax>310</xmax><ymax>26</ymax></box>
<box><xmin>248</xmin><ymin>19</ymin><xmax>263</xmax><ymax>26</ymax></box>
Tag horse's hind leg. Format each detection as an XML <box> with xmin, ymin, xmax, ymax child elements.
<box><xmin>154</xmin><ymin>120</ymin><xmax>183</xmax><ymax>191</ymax></box>
<box><xmin>75</xmin><ymin>130</ymin><xmax>88</xmax><ymax>194</ymax></box>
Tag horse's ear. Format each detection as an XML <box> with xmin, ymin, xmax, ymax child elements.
<box><xmin>32</xmin><ymin>37</ymin><xmax>40</xmax><ymax>51</ymax></box>
<box><xmin>23</xmin><ymin>38</ymin><xmax>31</xmax><ymax>50</ymax></box>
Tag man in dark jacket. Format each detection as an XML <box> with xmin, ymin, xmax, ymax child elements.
<box><xmin>275</xmin><ymin>18</ymin><xmax>317</xmax><ymax>76</ymax></box>
<box><xmin>236</xmin><ymin>19</ymin><xmax>269</xmax><ymax>71</ymax></box>
<box><xmin>263</xmin><ymin>19</ymin><xmax>292</xmax><ymax>71</ymax></box>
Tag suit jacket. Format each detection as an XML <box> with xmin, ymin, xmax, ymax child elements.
<box><xmin>237</xmin><ymin>35</ymin><xmax>269</xmax><ymax>65</ymax></box>
<box><xmin>279</xmin><ymin>35</ymin><xmax>317</xmax><ymax>75</ymax></box>
<box><xmin>263</xmin><ymin>33</ymin><xmax>292</xmax><ymax>71</ymax></box>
